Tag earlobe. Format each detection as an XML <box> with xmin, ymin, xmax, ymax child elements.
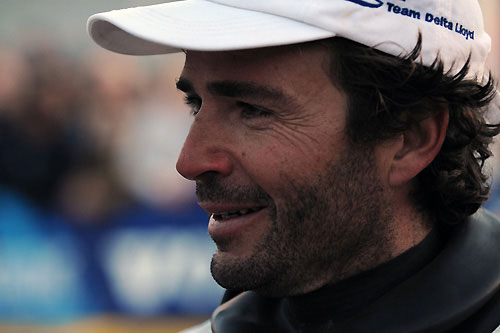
<box><xmin>389</xmin><ymin>110</ymin><xmax>449</xmax><ymax>186</ymax></box>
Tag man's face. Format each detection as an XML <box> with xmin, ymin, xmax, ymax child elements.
<box><xmin>176</xmin><ymin>43</ymin><xmax>393</xmax><ymax>296</ymax></box>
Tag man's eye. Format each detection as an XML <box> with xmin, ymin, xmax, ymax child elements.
<box><xmin>237</xmin><ymin>102</ymin><xmax>273</xmax><ymax>119</ymax></box>
<box><xmin>184</xmin><ymin>95</ymin><xmax>201</xmax><ymax>116</ymax></box>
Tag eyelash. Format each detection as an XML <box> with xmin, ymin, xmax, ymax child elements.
<box><xmin>183</xmin><ymin>96</ymin><xmax>273</xmax><ymax>119</ymax></box>
<box><xmin>237</xmin><ymin>102</ymin><xmax>273</xmax><ymax>119</ymax></box>
<box><xmin>184</xmin><ymin>95</ymin><xmax>202</xmax><ymax>116</ymax></box>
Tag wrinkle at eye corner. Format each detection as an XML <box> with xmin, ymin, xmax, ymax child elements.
<box><xmin>269</xmin><ymin>123</ymin><xmax>324</xmax><ymax>151</ymax></box>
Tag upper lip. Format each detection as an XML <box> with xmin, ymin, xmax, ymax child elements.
<box><xmin>199</xmin><ymin>202</ymin><xmax>266</xmax><ymax>215</ymax></box>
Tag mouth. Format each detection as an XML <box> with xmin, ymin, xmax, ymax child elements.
<box><xmin>204</xmin><ymin>204</ymin><xmax>268</xmax><ymax>239</ymax></box>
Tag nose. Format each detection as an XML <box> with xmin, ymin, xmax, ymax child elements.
<box><xmin>176</xmin><ymin>114</ymin><xmax>233</xmax><ymax>181</ymax></box>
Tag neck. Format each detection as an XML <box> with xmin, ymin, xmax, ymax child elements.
<box><xmin>284</xmin><ymin>227</ymin><xmax>441</xmax><ymax>324</ymax></box>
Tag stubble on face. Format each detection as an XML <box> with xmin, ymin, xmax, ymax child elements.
<box><xmin>198</xmin><ymin>145</ymin><xmax>395</xmax><ymax>297</ymax></box>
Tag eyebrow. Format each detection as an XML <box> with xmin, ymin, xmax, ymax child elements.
<box><xmin>176</xmin><ymin>77</ymin><xmax>300</xmax><ymax>109</ymax></box>
<box><xmin>176</xmin><ymin>77</ymin><xmax>195</xmax><ymax>94</ymax></box>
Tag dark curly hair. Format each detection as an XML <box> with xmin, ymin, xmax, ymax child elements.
<box><xmin>323</xmin><ymin>35</ymin><xmax>500</xmax><ymax>226</ymax></box>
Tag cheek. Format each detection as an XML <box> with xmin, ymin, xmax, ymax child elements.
<box><xmin>236</xmin><ymin>145</ymin><xmax>286</xmax><ymax>191</ymax></box>
<box><xmin>236</xmin><ymin>123</ymin><xmax>347</xmax><ymax>192</ymax></box>
<box><xmin>237</xmin><ymin>144</ymin><xmax>310</xmax><ymax>197</ymax></box>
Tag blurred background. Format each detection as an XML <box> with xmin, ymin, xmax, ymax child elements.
<box><xmin>0</xmin><ymin>1</ymin><xmax>498</xmax><ymax>332</ymax></box>
<box><xmin>0</xmin><ymin>1</ymin><xmax>222</xmax><ymax>332</ymax></box>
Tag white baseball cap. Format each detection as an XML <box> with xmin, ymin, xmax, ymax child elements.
<box><xmin>88</xmin><ymin>0</ymin><xmax>491</xmax><ymax>79</ymax></box>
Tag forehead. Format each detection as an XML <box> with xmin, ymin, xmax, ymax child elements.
<box><xmin>181</xmin><ymin>42</ymin><xmax>332</xmax><ymax>85</ymax></box>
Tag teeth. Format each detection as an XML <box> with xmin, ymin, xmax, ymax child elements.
<box><xmin>213</xmin><ymin>207</ymin><xmax>262</xmax><ymax>220</ymax></box>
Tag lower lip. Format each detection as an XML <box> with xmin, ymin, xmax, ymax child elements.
<box><xmin>208</xmin><ymin>208</ymin><xmax>267</xmax><ymax>239</ymax></box>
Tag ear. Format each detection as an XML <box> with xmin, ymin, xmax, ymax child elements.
<box><xmin>388</xmin><ymin>110</ymin><xmax>449</xmax><ymax>186</ymax></box>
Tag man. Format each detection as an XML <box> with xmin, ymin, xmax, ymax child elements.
<box><xmin>88</xmin><ymin>0</ymin><xmax>500</xmax><ymax>331</ymax></box>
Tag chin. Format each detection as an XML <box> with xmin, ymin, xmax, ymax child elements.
<box><xmin>211</xmin><ymin>253</ymin><xmax>266</xmax><ymax>290</ymax></box>
<box><xmin>210</xmin><ymin>250</ymin><xmax>296</xmax><ymax>298</ymax></box>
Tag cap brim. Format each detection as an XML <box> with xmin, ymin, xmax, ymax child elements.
<box><xmin>87</xmin><ymin>0</ymin><xmax>335</xmax><ymax>55</ymax></box>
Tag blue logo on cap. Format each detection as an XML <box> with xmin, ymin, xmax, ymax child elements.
<box><xmin>345</xmin><ymin>0</ymin><xmax>384</xmax><ymax>8</ymax></box>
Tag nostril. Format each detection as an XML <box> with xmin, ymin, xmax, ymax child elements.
<box><xmin>196</xmin><ymin>171</ymin><xmax>220</xmax><ymax>183</ymax></box>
